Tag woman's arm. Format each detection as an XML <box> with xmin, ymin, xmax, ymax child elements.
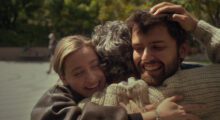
<box><xmin>31</xmin><ymin>85</ymin><xmax>132</xmax><ymax>120</ymax></box>
<box><xmin>31</xmin><ymin>85</ymin><xmax>82</xmax><ymax>120</ymax></box>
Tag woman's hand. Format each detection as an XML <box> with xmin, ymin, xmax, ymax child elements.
<box><xmin>119</xmin><ymin>100</ymin><xmax>144</xmax><ymax>114</ymax></box>
<box><xmin>156</xmin><ymin>96</ymin><xmax>204</xmax><ymax>120</ymax></box>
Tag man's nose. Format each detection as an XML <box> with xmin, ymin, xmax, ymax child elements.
<box><xmin>141</xmin><ymin>48</ymin><xmax>154</xmax><ymax>62</ymax></box>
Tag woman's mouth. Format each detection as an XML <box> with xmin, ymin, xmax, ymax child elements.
<box><xmin>86</xmin><ymin>83</ymin><xmax>99</xmax><ymax>90</ymax></box>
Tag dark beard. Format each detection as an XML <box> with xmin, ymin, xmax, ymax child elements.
<box><xmin>137</xmin><ymin>57</ymin><xmax>180</xmax><ymax>86</ymax></box>
<box><xmin>136</xmin><ymin>59</ymin><xmax>164</xmax><ymax>86</ymax></box>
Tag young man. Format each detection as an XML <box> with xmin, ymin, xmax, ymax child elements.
<box><xmin>124</xmin><ymin>2</ymin><xmax>220</xmax><ymax>120</ymax></box>
<box><xmin>126</xmin><ymin>2</ymin><xmax>220</xmax><ymax>86</ymax></box>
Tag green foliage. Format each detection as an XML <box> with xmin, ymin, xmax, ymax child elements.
<box><xmin>145</xmin><ymin>0</ymin><xmax>220</xmax><ymax>26</ymax></box>
<box><xmin>1</xmin><ymin>0</ymin><xmax>220</xmax><ymax>46</ymax></box>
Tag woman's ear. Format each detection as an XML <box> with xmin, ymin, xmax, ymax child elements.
<box><xmin>59</xmin><ymin>74</ymin><xmax>68</xmax><ymax>85</ymax></box>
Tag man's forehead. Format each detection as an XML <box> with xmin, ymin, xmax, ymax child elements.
<box><xmin>132</xmin><ymin>25</ymin><xmax>174</xmax><ymax>42</ymax></box>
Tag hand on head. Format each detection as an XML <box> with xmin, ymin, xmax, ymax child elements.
<box><xmin>150</xmin><ymin>2</ymin><xmax>198</xmax><ymax>32</ymax></box>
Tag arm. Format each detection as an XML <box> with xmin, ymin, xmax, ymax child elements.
<box><xmin>193</xmin><ymin>20</ymin><xmax>220</xmax><ymax>63</ymax></box>
<box><xmin>150</xmin><ymin>2</ymin><xmax>220</xmax><ymax>63</ymax></box>
<box><xmin>31</xmin><ymin>85</ymin><xmax>131</xmax><ymax>120</ymax></box>
<box><xmin>31</xmin><ymin>85</ymin><xmax>82</xmax><ymax>120</ymax></box>
<box><xmin>80</xmin><ymin>102</ymin><xmax>138</xmax><ymax>120</ymax></box>
<box><xmin>139</xmin><ymin>96</ymin><xmax>201</xmax><ymax>120</ymax></box>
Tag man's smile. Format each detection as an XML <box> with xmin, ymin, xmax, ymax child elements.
<box><xmin>143</xmin><ymin>63</ymin><xmax>161</xmax><ymax>71</ymax></box>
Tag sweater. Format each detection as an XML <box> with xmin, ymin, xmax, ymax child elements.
<box><xmin>82</xmin><ymin>64</ymin><xmax>220</xmax><ymax>120</ymax></box>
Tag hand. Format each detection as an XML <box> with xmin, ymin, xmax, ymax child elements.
<box><xmin>149</xmin><ymin>2</ymin><xmax>198</xmax><ymax>32</ymax></box>
<box><xmin>119</xmin><ymin>100</ymin><xmax>144</xmax><ymax>114</ymax></box>
<box><xmin>156</xmin><ymin>96</ymin><xmax>204</xmax><ymax>120</ymax></box>
<box><xmin>81</xmin><ymin>102</ymin><xmax>127</xmax><ymax>120</ymax></box>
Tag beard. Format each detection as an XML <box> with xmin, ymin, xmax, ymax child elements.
<box><xmin>137</xmin><ymin>57</ymin><xmax>180</xmax><ymax>86</ymax></box>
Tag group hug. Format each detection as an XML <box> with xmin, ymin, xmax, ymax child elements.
<box><xmin>31</xmin><ymin>2</ymin><xmax>220</xmax><ymax>120</ymax></box>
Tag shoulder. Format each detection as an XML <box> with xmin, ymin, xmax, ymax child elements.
<box><xmin>31</xmin><ymin>84</ymin><xmax>82</xmax><ymax>120</ymax></box>
<box><xmin>32</xmin><ymin>84</ymin><xmax>77</xmax><ymax>109</ymax></box>
<box><xmin>180</xmin><ymin>62</ymin><xmax>203</xmax><ymax>70</ymax></box>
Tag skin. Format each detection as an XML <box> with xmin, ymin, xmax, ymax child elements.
<box><xmin>150</xmin><ymin>2</ymin><xmax>198</xmax><ymax>32</ymax></box>
<box><xmin>60</xmin><ymin>46</ymin><xmax>106</xmax><ymax>97</ymax></box>
<box><xmin>132</xmin><ymin>25</ymin><xmax>187</xmax><ymax>86</ymax></box>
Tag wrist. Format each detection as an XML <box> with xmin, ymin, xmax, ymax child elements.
<box><xmin>155</xmin><ymin>109</ymin><xmax>161</xmax><ymax>120</ymax></box>
<box><xmin>141</xmin><ymin>110</ymin><xmax>156</xmax><ymax>120</ymax></box>
<box><xmin>191</xmin><ymin>19</ymin><xmax>199</xmax><ymax>32</ymax></box>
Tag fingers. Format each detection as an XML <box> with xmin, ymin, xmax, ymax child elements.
<box><xmin>150</xmin><ymin>2</ymin><xmax>173</xmax><ymax>13</ymax></box>
<box><xmin>119</xmin><ymin>102</ymin><xmax>128</xmax><ymax>110</ymax></box>
<box><xmin>150</xmin><ymin>2</ymin><xmax>185</xmax><ymax>15</ymax></box>
<box><xmin>144</xmin><ymin>103</ymin><xmax>157</xmax><ymax>111</ymax></box>
<box><xmin>129</xmin><ymin>100</ymin><xmax>142</xmax><ymax>113</ymax></box>
<box><xmin>166</xmin><ymin>95</ymin><xmax>183</xmax><ymax>102</ymax></box>
<box><xmin>172</xmin><ymin>14</ymin><xmax>188</xmax><ymax>23</ymax></box>
<box><xmin>119</xmin><ymin>101</ymin><xmax>142</xmax><ymax>113</ymax></box>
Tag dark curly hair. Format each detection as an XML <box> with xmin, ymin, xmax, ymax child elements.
<box><xmin>126</xmin><ymin>10</ymin><xmax>189</xmax><ymax>47</ymax></box>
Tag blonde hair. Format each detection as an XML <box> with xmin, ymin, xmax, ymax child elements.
<box><xmin>53</xmin><ymin>35</ymin><xmax>93</xmax><ymax>76</ymax></box>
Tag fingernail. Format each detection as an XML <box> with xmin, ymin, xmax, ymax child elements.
<box><xmin>149</xmin><ymin>8</ymin><xmax>153</xmax><ymax>13</ymax></box>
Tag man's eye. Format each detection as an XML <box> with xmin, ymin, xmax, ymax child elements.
<box><xmin>134</xmin><ymin>47</ymin><xmax>144</xmax><ymax>53</ymax></box>
<box><xmin>152</xmin><ymin>45</ymin><xmax>165</xmax><ymax>50</ymax></box>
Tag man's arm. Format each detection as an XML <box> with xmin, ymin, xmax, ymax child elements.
<box><xmin>193</xmin><ymin>20</ymin><xmax>220</xmax><ymax>63</ymax></box>
<box><xmin>150</xmin><ymin>2</ymin><xmax>220</xmax><ymax>63</ymax></box>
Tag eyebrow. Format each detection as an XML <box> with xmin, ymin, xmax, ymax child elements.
<box><xmin>132</xmin><ymin>40</ymin><xmax>164</xmax><ymax>46</ymax></box>
<box><xmin>71</xmin><ymin>59</ymin><xmax>99</xmax><ymax>72</ymax></box>
<box><xmin>71</xmin><ymin>66</ymin><xmax>82</xmax><ymax>73</ymax></box>
<box><xmin>150</xmin><ymin>40</ymin><xmax>164</xmax><ymax>44</ymax></box>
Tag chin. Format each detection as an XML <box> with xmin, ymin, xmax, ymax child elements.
<box><xmin>141</xmin><ymin>73</ymin><xmax>164</xmax><ymax>86</ymax></box>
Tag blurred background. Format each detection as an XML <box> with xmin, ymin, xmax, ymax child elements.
<box><xmin>0</xmin><ymin>0</ymin><xmax>219</xmax><ymax>120</ymax></box>
<box><xmin>1</xmin><ymin>0</ymin><xmax>220</xmax><ymax>60</ymax></box>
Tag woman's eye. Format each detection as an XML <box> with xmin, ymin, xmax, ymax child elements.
<box><xmin>73</xmin><ymin>71</ymin><xmax>84</xmax><ymax>77</ymax></box>
<box><xmin>91</xmin><ymin>63</ymin><xmax>100</xmax><ymax>69</ymax></box>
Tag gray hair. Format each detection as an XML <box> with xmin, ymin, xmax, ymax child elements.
<box><xmin>92</xmin><ymin>20</ymin><xmax>137</xmax><ymax>83</ymax></box>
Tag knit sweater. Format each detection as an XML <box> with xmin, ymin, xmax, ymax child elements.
<box><xmin>78</xmin><ymin>20</ymin><xmax>220</xmax><ymax>120</ymax></box>
<box><xmin>88</xmin><ymin>64</ymin><xmax>220</xmax><ymax>120</ymax></box>
<box><xmin>193</xmin><ymin>20</ymin><xmax>220</xmax><ymax>63</ymax></box>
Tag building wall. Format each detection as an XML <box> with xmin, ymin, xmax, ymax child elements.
<box><xmin>0</xmin><ymin>47</ymin><xmax>49</xmax><ymax>61</ymax></box>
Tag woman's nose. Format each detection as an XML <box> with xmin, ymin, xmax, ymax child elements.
<box><xmin>86</xmin><ymin>71</ymin><xmax>98</xmax><ymax>84</ymax></box>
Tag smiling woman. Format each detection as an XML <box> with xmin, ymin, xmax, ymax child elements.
<box><xmin>31</xmin><ymin>35</ymin><xmax>110</xmax><ymax>120</ymax></box>
<box><xmin>53</xmin><ymin>35</ymin><xmax>106</xmax><ymax>97</ymax></box>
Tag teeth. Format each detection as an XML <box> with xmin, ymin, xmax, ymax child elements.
<box><xmin>144</xmin><ymin>64</ymin><xmax>160</xmax><ymax>71</ymax></box>
<box><xmin>87</xmin><ymin>83</ymin><xmax>99</xmax><ymax>89</ymax></box>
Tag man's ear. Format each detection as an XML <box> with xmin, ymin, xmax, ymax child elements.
<box><xmin>179</xmin><ymin>42</ymin><xmax>189</xmax><ymax>60</ymax></box>
<box><xmin>59</xmin><ymin>75</ymin><xmax>68</xmax><ymax>85</ymax></box>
